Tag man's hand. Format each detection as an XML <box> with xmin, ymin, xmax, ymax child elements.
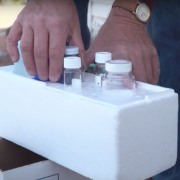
<box><xmin>86</xmin><ymin>8</ymin><xmax>160</xmax><ymax>84</ymax></box>
<box><xmin>7</xmin><ymin>0</ymin><xmax>85</xmax><ymax>82</ymax></box>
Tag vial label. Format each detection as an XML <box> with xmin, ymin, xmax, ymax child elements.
<box><xmin>95</xmin><ymin>75</ymin><xmax>101</xmax><ymax>85</ymax></box>
<box><xmin>95</xmin><ymin>74</ymin><xmax>104</xmax><ymax>85</ymax></box>
<box><xmin>72</xmin><ymin>79</ymin><xmax>82</xmax><ymax>90</ymax></box>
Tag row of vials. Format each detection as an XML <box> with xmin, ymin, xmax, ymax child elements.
<box><xmin>63</xmin><ymin>47</ymin><xmax>136</xmax><ymax>97</ymax></box>
<box><xmin>14</xmin><ymin>44</ymin><xmax>136</xmax><ymax>97</ymax></box>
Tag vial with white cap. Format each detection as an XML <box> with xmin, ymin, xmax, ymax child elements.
<box><xmin>64</xmin><ymin>46</ymin><xmax>85</xmax><ymax>82</ymax></box>
<box><xmin>65</xmin><ymin>46</ymin><xmax>79</xmax><ymax>57</ymax></box>
<box><xmin>58</xmin><ymin>46</ymin><xmax>80</xmax><ymax>83</ymax></box>
<box><xmin>64</xmin><ymin>56</ymin><xmax>82</xmax><ymax>89</ymax></box>
<box><xmin>101</xmin><ymin>60</ymin><xmax>136</xmax><ymax>98</ymax></box>
<box><xmin>33</xmin><ymin>46</ymin><xmax>82</xmax><ymax>83</ymax></box>
<box><xmin>95</xmin><ymin>52</ymin><xmax>112</xmax><ymax>85</ymax></box>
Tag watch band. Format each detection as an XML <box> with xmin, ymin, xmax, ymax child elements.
<box><xmin>112</xmin><ymin>0</ymin><xmax>139</xmax><ymax>13</ymax></box>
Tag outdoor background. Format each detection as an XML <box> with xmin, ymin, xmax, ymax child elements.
<box><xmin>0</xmin><ymin>0</ymin><xmax>113</xmax><ymax>67</ymax></box>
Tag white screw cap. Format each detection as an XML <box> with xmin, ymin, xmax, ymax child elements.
<box><xmin>65</xmin><ymin>46</ymin><xmax>79</xmax><ymax>55</ymax></box>
<box><xmin>105</xmin><ymin>60</ymin><xmax>132</xmax><ymax>73</ymax></box>
<box><xmin>64</xmin><ymin>57</ymin><xmax>81</xmax><ymax>69</ymax></box>
<box><xmin>95</xmin><ymin>52</ymin><xmax>112</xmax><ymax>63</ymax></box>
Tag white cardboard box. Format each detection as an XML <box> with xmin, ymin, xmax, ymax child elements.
<box><xmin>0</xmin><ymin>66</ymin><xmax>178</xmax><ymax>180</ymax></box>
<box><xmin>0</xmin><ymin>138</ymin><xmax>90</xmax><ymax>180</ymax></box>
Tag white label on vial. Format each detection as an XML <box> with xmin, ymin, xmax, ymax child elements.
<box><xmin>72</xmin><ymin>79</ymin><xmax>82</xmax><ymax>90</ymax></box>
<box><xmin>95</xmin><ymin>75</ymin><xmax>102</xmax><ymax>86</ymax></box>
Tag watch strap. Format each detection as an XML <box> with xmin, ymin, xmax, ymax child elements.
<box><xmin>112</xmin><ymin>0</ymin><xmax>139</xmax><ymax>13</ymax></box>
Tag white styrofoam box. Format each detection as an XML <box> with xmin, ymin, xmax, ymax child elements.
<box><xmin>0</xmin><ymin>138</ymin><xmax>90</xmax><ymax>180</ymax></box>
<box><xmin>0</xmin><ymin>65</ymin><xmax>178</xmax><ymax>180</ymax></box>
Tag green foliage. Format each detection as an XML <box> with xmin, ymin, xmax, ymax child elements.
<box><xmin>11</xmin><ymin>0</ymin><xmax>21</xmax><ymax>2</ymax></box>
<box><xmin>1</xmin><ymin>0</ymin><xmax>26</xmax><ymax>4</ymax></box>
<box><xmin>10</xmin><ymin>0</ymin><xmax>25</xmax><ymax>3</ymax></box>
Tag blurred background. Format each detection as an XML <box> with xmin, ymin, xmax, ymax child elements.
<box><xmin>0</xmin><ymin>0</ymin><xmax>25</xmax><ymax>66</ymax></box>
<box><xmin>0</xmin><ymin>0</ymin><xmax>113</xmax><ymax>67</ymax></box>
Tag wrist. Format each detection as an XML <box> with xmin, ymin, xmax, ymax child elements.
<box><xmin>109</xmin><ymin>7</ymin><xmax>146</xmax><ymax>28</ymax></box>
<box><xmin>113</xmin><ymin>0</ymin><xmax>157</xmax><ymax>11</ymax></box>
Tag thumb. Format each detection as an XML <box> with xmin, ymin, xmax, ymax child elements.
<box><xmin>85</xmin><ymin>48</ymin><xmax>96</xmax><ymax>69</ymax></box>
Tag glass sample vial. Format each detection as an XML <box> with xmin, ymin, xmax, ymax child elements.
<box><xmin>58</xmin><ymin>46</ymin><xmax>80</xmax><ymax>84</ymax></box>
<box><xmin>34</xmin><ymin>46</ymin><xmax>81</xmax><ymax>83</ymax></box>
<box><xmin>95</xmin><ymin>52</ymin><xmax>112</xmax><ymax>85</ymax></box>
<box><xmin>65</xmin><ymin>46</ymin><xmax>79</xmax><ymax>57</ymax></box>
<box><xmin>102</xmin><ymin>60</ymin><xmax>136</xmax><ymax>98</ymax></box>
<box><xmin>65</xmin><ymin>46</ymin><xmax>85</xmax><ymax>82</ymax></box>
<box><xmin>64</xmin><ymin>57</ymin><xmax>82</xmax><ymax>90</ymax></box>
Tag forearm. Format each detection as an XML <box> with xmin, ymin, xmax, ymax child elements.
<box><xmin>111</xmin><ymin>0</ymin><xmax>157</xmax><ymax>24</ymax></box>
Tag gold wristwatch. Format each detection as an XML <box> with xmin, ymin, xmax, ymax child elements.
<box><xmin>112</xmin><ymin>0</ymin><xmax>151</xmax><ymax>23</ymax></box>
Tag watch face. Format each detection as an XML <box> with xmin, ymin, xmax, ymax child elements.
<box><xmin>136</xmin><ymin>3</ymin><xmax>150</xmax><ymax>22</ymax></box>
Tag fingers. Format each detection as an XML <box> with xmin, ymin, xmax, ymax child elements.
<box><xmin>143</xmin><ymin>53</ymin><xmax>153</xmax><ymax>84</ymax></box>
<box><xmin>49</xmin><ymin>27</ymin><xmax>67</xmax><ymax>82</ymax></box>
<box><xmin>131</xmin><ymin>57</ymin><xmax>147</xmax><ymax>83</ymax></box>
<box><xmin>151</xmin><ymin>51</ymin><xmax>160</xmax><ymax>85</ymax></box>
<box><xmin>7</xmin><ymin>22</ymin><xmax>22</xmax><ymax>62</ymax></box>
<box><xmin>34</xmin><ymin>21</ymin><xmax>49</xmax><ymax>80</ymax></box>
<box><xmin>20</xmin><ymin>25</ymin><xmax>36</xmax><ymax>76</ymax></box>
<box><xmin>129</xmin><ymin>45</ymin><xmax>148</xmax><ymax>83</ymax></box>
<box><xmin>85</xmin><ymin>40</ymin><xmax>101</xmax><ymax>67</ymax></box>
<box><xmin>141</xmin><ymin>45</ymin><xmax>159</xmax><ymax>85</ymax></box>
<box><xmin>131</xmin><ymin>53</ymin><xmax>159</xmax><ymax>85</ymax></box>
<box><xmin>142</xmin><ymin>39</ymin><xmax>160</xmax><ymax>85</ymax></box>
<box><xmin>69</xmin><ymin>30</ymin><xmax>86</xmax><ymax>69</ymax></box>
<box><xmin>85</xmin><ymin>49</ymin><xmax>96</xmax><ymax>68</ymax></box>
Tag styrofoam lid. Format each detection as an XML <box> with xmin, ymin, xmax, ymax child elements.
<box><xmin>105</xmin><ymin>60</ymin><xmax>132</xmax><ymax>73</ymax></box>
<box><xmin>65</xmin><ymin>46</ymin><xmax>79</xmax><ymax>55</ymax></box>
<box><xmin>95</xmin><ymin>52</ymin><xmax>112</xmax><ymax>63</ymax></box>
<box><xmin>64</xmin><ymin>57</ymin><xmax>81</xmax><ymax>69</ymax></box>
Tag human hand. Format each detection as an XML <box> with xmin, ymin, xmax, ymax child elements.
<box><xmin>86</xmin><ymin>8</ymin><xmax>160</xmax><ymax>85</ymax></box>
<box><xmin>7</xmin><ymin>0</ymin><xmax>85</xmax><ymax>82</ymax></box>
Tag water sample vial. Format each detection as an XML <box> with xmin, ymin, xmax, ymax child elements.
<box><xmin>66</xmin><ymin>46</ymin><xmax>85</xmax><ymax>82</ymax></box>
<box><xmin>64</xmin><ymin>57</ymin><xmax>82</xmax><ymax>90</ymax></box>
<box><xmin>59</xmin><ymin>46</ymin><xmax>85</xmax><ymax>83</ymax></box>
<box><xmin>95</xmin><ymin>52</ymin><xmax>112</xmax><ymax>85</ymax></box>
<box><xmin>58</xmin><ymin>46</ymin><xmax>80</xmax><ymax>83</ymax></box>
<box><xmin>101</xmin><ymin>60</ymin><xmax>136</xmax><ymax>98</ymax></box>
<box><xmin>65</xmin><ymin>46</ymin><xmax>79</xmax><ymax>57</ymax></box>
<box><xmin>34</xmin><ymin>46</ymin><xmax>81</xmax><ymax>82</ymax></box>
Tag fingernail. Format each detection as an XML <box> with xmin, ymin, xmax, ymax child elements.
<box><xmin>12</xmin><ymin>56</ymin><xmax>18</xmax><ymax>62</ymax></box>
<box><xmin>27</xmin><ymin>70</ymin><xmax>36</xmax><ymax>76</ymax></box>
<box><xmin>49</xmin><ymin>75</ymin><xmax>59</xmax><ymax>83</ymax></box>
<box><xmin>39</xmin><ymin>74</ymin><xmax>49</xmax><ymax>81</ymax></box>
